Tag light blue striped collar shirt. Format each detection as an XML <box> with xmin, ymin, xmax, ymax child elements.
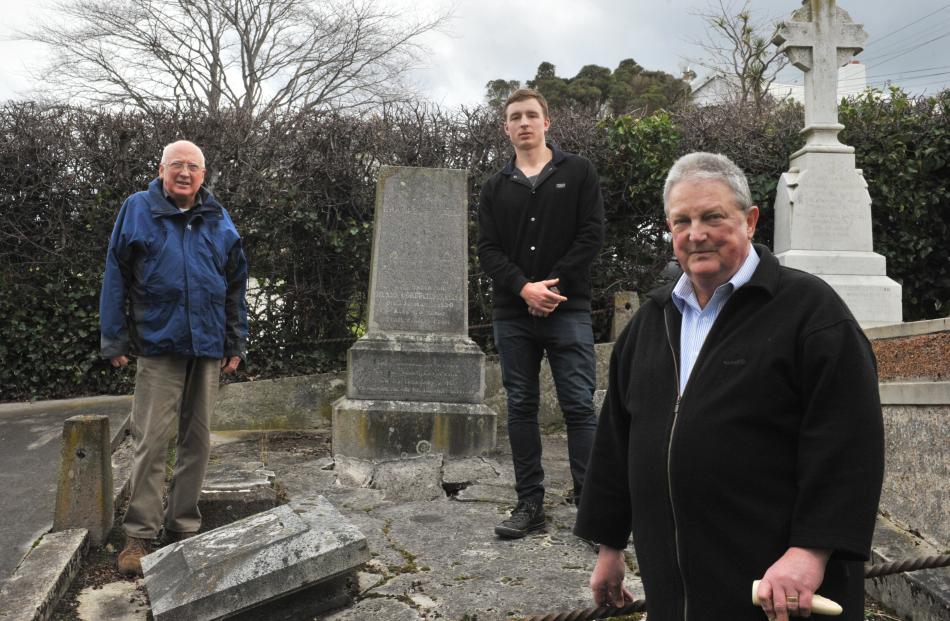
<box><xmin>671</xmin><ymin>245</ymin><xmax>760</xmax><ymax>394</ymax></box>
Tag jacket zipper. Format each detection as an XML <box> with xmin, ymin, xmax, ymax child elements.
<box><xmin>664</xmin><ymin>307</ymin><xmax>688</xmax><ymax>621</ymax></box>
<box><xmin>183</xmin><ymin>214</ymin><xmax>193</xmax><ymax>352</ymax></box>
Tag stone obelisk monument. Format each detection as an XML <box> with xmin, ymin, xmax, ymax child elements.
<box><xmin>332</xmin><ymin>166</ymin><xmax>496</xmax><ymax>460</ymax></box>
<box><xmin>772</xmin><ymin>0</ymin><xmax>902</xmax><ymax>326</ymax></box>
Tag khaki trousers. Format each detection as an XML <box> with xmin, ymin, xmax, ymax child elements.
<box><xmin>123</xmin><ymin>355</ymin><xmax>219</xmax><ymax>538</ymax></box>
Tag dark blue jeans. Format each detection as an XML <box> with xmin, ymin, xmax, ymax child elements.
<box><xmin>493</xmin><ymin>311</ymin><xmax>597</xmax><ymax>504</ymax></box>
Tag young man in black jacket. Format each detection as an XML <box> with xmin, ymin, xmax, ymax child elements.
<box><xmin>477</xmin><ymin>88</ymin><xmax>605</xmax><ymax>539</ymax></box>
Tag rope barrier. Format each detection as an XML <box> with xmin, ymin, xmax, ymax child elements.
<box><xmin>864</xmin><ymin>553</ymin><xmax>950</xmax><ymax>579</ymax></box>
<box><xmin>519</xmin><ymin>554</ymin><xmax>950</xmax><ymax>621</ymax></box>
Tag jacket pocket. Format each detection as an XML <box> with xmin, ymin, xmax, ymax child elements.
<box><xmin>199</xmin><ymin>229</ymin><xmax>226</xmax><ymax>274</ymax></box>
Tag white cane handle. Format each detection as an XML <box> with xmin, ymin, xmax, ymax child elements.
<box><xmin>751</xmin><ymin>580</ymin><xmax>843</xmax><ymax>616</ymax></box>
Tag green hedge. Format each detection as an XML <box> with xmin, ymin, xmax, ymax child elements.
<box><xmin>1</xmin><ymin>92</ymin><xmax>947</xmax><ymax>401</ymax></box>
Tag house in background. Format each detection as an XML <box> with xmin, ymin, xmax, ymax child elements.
<box><xmin>690</xmin><ymin>60</ymin><xmax>867</xmax><ymax>105</ymax></box>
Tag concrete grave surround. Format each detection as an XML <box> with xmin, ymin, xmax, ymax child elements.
<box><xmin>141</xmin><ymin>496</ymin><xmax>369</xmax><ymax>621</ymax></box>
<box><xmin>333</xmin><ymin>166</ymin><xmax>496</xmax><ymax>459</ymax></box>
<box><xmin>772</xmin><ymin>0</ymin><xmax>902</xmax><ymax>327</ymax></box>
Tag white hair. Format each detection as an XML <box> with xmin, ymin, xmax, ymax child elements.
<box><xmin>161</xmin><ymin>140</ymin><xmax>206</xmax><ymax>167</ymax></box>
<box><xmin>663</xmin><ymin>152</ymin><xmax>752</xmax><ymax>217</ymax></box>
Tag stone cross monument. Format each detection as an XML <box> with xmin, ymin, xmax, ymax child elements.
<box><xmin>772</xmin><ymin>0</ymin><xmax>902</xmax><ymax>326</ymax></box>
<box><xmin>332</xmin><ymin>166</ymin><xmax>496</xmax><ymax>460</ymax></box>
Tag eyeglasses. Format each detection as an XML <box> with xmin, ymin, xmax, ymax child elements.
<box><xmin>166</xmin><ymin>161</ymin><xmax>204</xmax><ymax>173</ymax></box>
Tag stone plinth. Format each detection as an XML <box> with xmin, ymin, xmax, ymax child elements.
<box><xmin>346</xmin><ymin>334</ymin><xmax>485</xmax><ymax>404</ymax></box>
<box><xmin>333</xmin><ymin>166</ymin><xmax>496</xmax><ymax>460</ymax></box>
<box><xmin>333</xmin><ymin>398</ymin><xmax>495</xmax><ymax>460</ymax></box>
<box><xmin>52</xmin><ymin>415</ymin><xmax>114</xmax><ymax>546</ymax></box>
<box><xmin>142</xmin><ymin>496</ymin><xmax>369</xmax><ymax>621</ymax></box>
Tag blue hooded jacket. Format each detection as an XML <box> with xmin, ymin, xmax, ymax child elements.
<box><xmin>100</xmin><ymin>178</ymin><xmax>248</xmax><ymax>360</ymax></box>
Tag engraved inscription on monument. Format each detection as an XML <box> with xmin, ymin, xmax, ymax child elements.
<box><xmin>348</xmin><ymin>346</ymin><xmax>483</xmax><ymax>403</ymax></box>
<box><xmin>368</xmin><ymin>167</ymin><xmax>468</xmax><ymax>335</ymax></box>
<box><xmin>790</xmin><ymin>173</ymin><xmax>873</xmax><ymax>251</ymax></box>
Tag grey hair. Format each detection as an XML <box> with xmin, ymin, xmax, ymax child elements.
<box><xmin>662</xmin><ymin>152</ymin><xmax>752</xmax><ymax>217</ymax></box>
<box><xmin>161</xmin><ymin>140</ymin><xmax>206</xmax><ymax>167</ymax></box>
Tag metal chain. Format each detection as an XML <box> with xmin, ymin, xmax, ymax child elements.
<box><xmin>520</xmin><ymin>554</ymin><xmax>950</xmax><ymax>621</ymax></box>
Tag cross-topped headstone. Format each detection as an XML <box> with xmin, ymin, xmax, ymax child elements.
<box><xmin>773</xmin><ymin>0</ymin><xmax>867</xmax><ymax>146</ymax></box>
<box><xmin>770</xmin><ymin>1</ymin><xmax>902</xmax><ymax>328</ymax></box>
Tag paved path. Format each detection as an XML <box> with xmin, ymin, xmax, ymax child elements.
<box><xmin>0</xmin><ymin>396</ymin><xmax>131</xmax><ymax>585</ymax></box>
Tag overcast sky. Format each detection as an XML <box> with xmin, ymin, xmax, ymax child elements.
<box><xmin>2</xmin><ymin>0</ymin><xmax>949</xmax><ymax>107</ymax></box>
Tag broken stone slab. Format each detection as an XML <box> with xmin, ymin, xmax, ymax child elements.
<box><xmin>335</xmin><ymin>454</ymin><xmax>445</xmax><ymax>502</ymax></box>
<box><xmin>142</xmin><ymin>495</ymin><xmax>369</xmax><ymax>621</ymax></box>
<box><xmin>199</xmin><ymin>465</ymin><xmax>277</xmax><ymax>531</ymax></box>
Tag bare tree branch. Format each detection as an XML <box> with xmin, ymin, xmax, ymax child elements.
<box><xmin>20</xmin><ymin>0</ymin><xmax>450</xmax><ymax>118</ymax></box>
<box><xmin>687</xmin><ymin>0</ymin><xmax>789</xmax><ymax>109</ymax></box>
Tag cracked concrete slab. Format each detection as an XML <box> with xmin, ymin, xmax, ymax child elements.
<box><xmin>442</xmin><ymin>456</ymin><xmax>503</xmax><ymax>485</ymax></box>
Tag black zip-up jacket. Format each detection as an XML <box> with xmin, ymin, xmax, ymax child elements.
<box><xmin>477</xmin><ymin>144</ymin><xmax>604</xmax><ymax>319</ymax></box>
<box><xmin>575</xmin><ymin>246</ymin><xmax>884</xmax><ymax>621</ymax></box>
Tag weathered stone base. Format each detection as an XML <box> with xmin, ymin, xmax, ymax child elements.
<box><xmin>774</xmin><ymin>254</ymin><xmax>903</xmax><ymax>327</ymax></box>
<box><xmin>815</xmin><ymin>273</ymin><xmax>902</xmax><ymax>327</ymax></box>
<box><xmin>331</xmin><ymin>397</ymin><xmax>496</xmax><ymax>460</ymax></box>
<box><xmin>346</xmin><ymin>334</ymin><xmax>486</xmax><ymax>403</ymax></box>
<box><xmin>772</xmin><ymin>148</ymin><xmax>903</xmax><ymax>328</ymax></box>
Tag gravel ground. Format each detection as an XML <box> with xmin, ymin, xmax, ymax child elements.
<box><xmin>872</xmin><ymin>331</ymin><xmax>949</xmax><ymax>381</ymax></box>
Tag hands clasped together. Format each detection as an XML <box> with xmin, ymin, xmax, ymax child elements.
<box><xmin>520</xmin><ymin>278</ymin><xmax>567</xmax><ymax>317</ymax></box>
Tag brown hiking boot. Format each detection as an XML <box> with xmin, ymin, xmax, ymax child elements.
<box><xmin>117</xmin><ymin>536</ymin><xmax>149</xmax><ymax>576</ymax></box>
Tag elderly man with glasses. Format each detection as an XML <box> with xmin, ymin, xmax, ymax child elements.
<box><xmin>100</xmin><ymin>140</ymin><xmax>248</xmax><ymax>575</ymax></box>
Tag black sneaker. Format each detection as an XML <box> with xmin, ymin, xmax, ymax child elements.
<box><xmin>494</xmin><ymin>499</ymin><xmax>546</xmax><ymax>539</ymax></box>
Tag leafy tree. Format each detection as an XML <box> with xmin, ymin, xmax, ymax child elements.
<box><xmin>526</xmin><ymin>62</ymin><xmax>571</xmax><ymax>109</ymax></box>
<box><xmin>23</xmin><ymin>0</ymin><xmax>448</xmax><ymax>118</ymax></box>
<box><xmin>610</xmin><ymin>60</ymin><xmax>691</xmax><ymax>115</ymax></box>
<box><xmin>484</xmin><ymin>79</ymin><xmax>522</xmax><ymax>111</ymax></box>
<box><xmin>512</xmin><ymin>59</ymin><xmax>688</xmax><ymax>114</ymax></box>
